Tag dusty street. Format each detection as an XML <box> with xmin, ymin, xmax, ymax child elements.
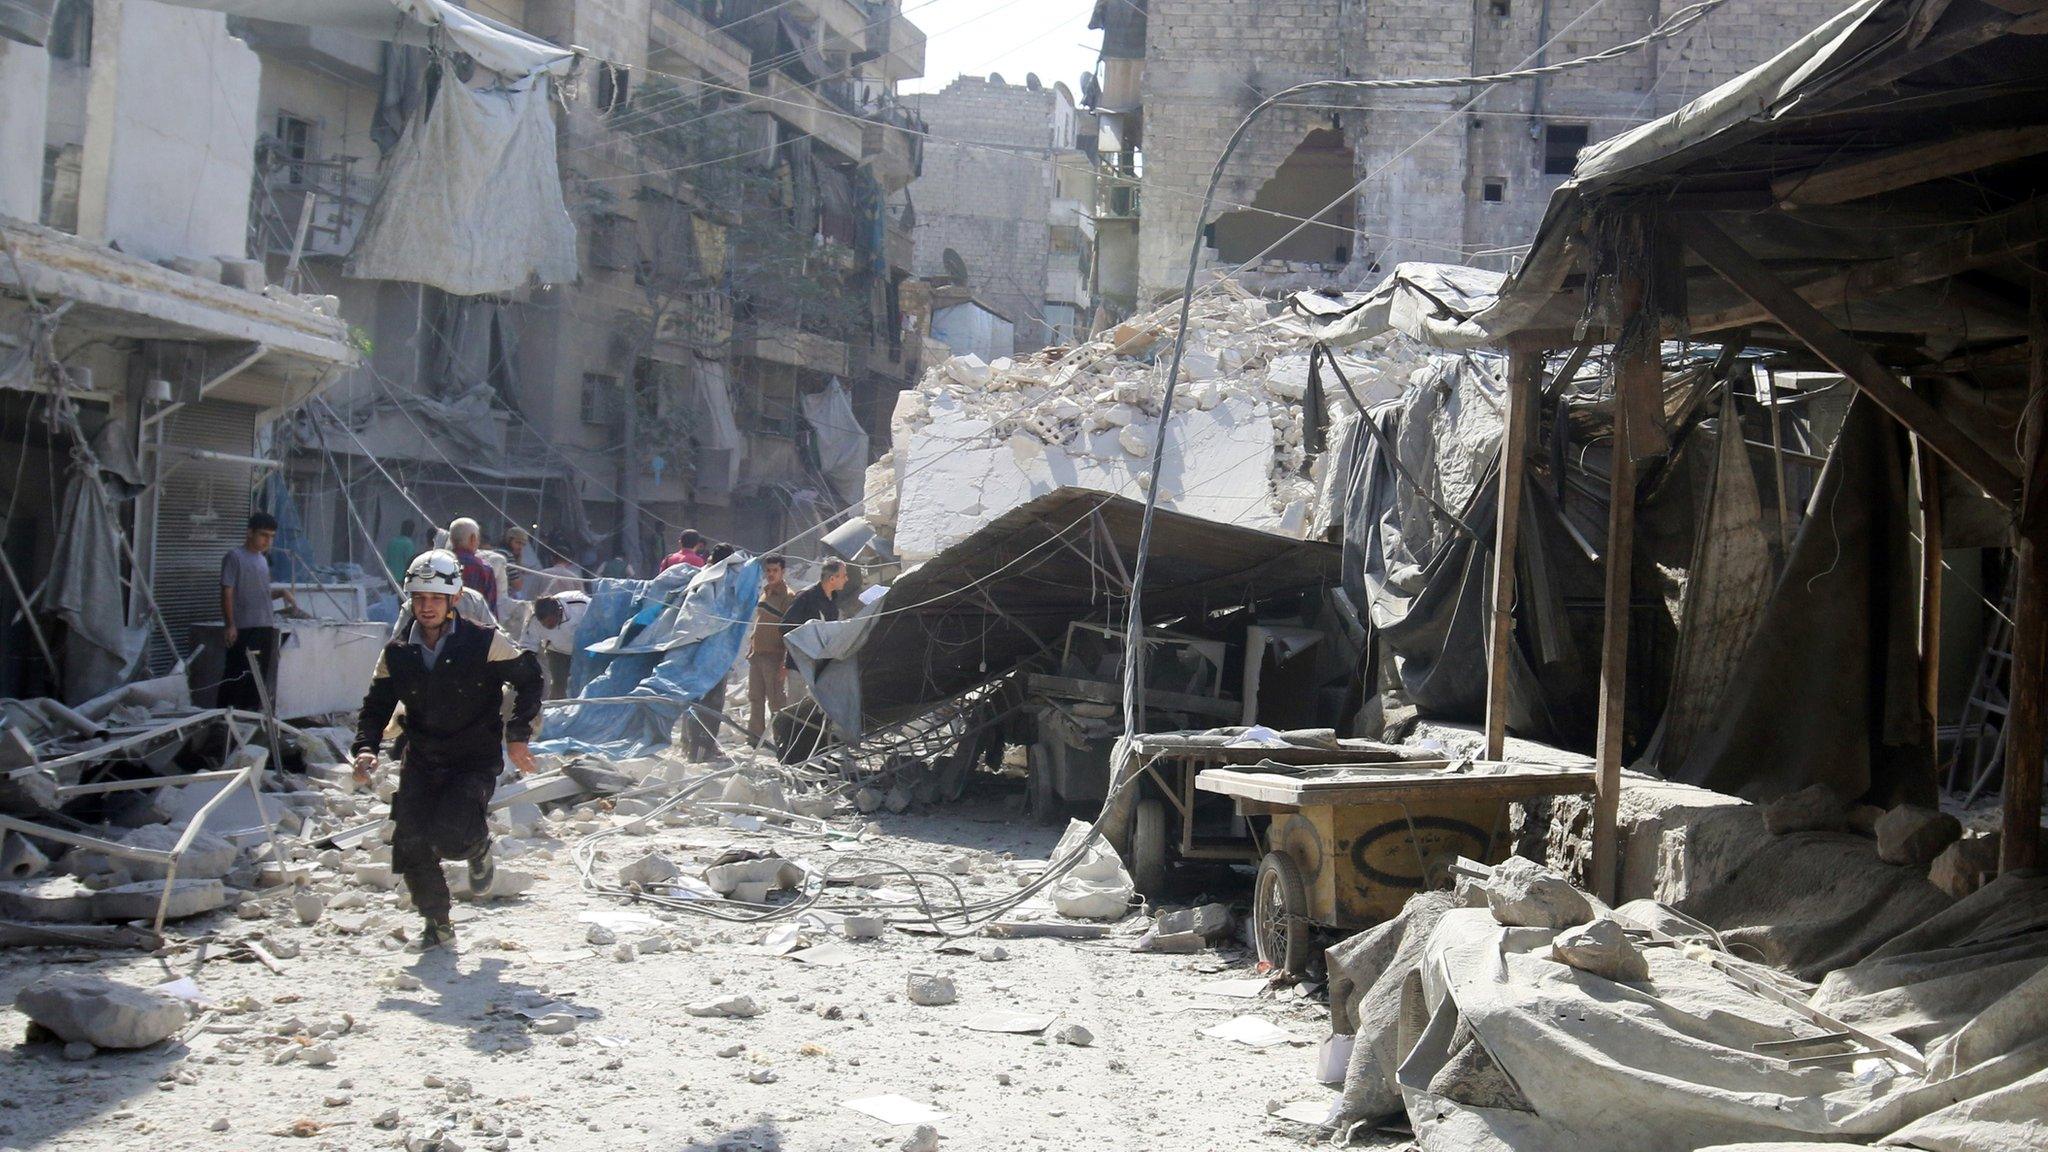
<box><xmin>0</xmin><ymin>790</ymin><xmax>1351</xmax><ymax>1152</ymax></box>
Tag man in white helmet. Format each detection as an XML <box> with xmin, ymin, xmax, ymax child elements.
<box><xmin>351</xmin><ymin>550</ymin><xmax>543</xmax><ymax>950</ymax></box>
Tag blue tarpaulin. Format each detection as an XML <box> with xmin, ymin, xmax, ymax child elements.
<box><xmin>535</xmin><ymin>557</ymin><xmax>764</xmax><ymax>758</ymax></box>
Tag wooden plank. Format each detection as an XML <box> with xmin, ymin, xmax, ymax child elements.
<box><xmin>1687</xmin><ymin>195</ymin><xmax>2048</xmax><ymax>337</ymax></box>
<box><xmin>2003</xmin><ymin>255</ymin><xmax>2048</xmax><ymax>872</ymax></box>
<box><xmin>1592</xmin><ymin>326</ymin><xmax>1655</xmax><ymax>906</ymax></box>
<box><xmin>1773</xmin><ymin>125</ymin><xmax>2048</xmax><ymax>207</ymax></box>
<box><xmin>1686</xmin><ymin>217</ymin><xmax>2020</xmax><ymax>504</ymax></box>
<box><xmin>1486</xmin><ymin>352</ymin><xmax>1542</xmax><ymax>761</ymax></box>
<box><xmin>1194</xmin><ymin>764</ymin><xmax>1594</xmax><ymax>808</ymax></box>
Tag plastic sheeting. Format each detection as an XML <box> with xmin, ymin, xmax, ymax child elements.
<box><xmin>43</xmin><ymin>463</ymin><xmax>145</xmax><ymax>703</ymax></box>
<box><xmin>1297</xmin><ymin>263</ymin><xmax>1507</xmax><ymax>352</ymax></box>
<box><xmin>801</xmin><ymin>379</ymin><xmax>870</xmax><ymax>507</ymax></box>
<box><xmin>785</xmin><ymin>606</ymin><xmax>878</xmax><ymax>740</ymax></box>
<box><xmin>160</xmin><ymin>1</ymin><xmax>576</xmax><ymax>79</ymax></box>
<box><xmin>533</xmin><ymin>558</ymin><xmax>763</xmax><ymax>758</ymax></box>
<box><xmin>1673</xmin><ymin>395</ymin><xmax>1935</xmax><ymax>807</ymax></box>
<box><xmin>1398</xmin><ymin>893</ymin><xmax>2048</xmax><ymax>1152</ymax></box>
<box><xmin>349</xmin><ymin>74</ymin><xmax>579</xmax><ymax>296</ymax></box>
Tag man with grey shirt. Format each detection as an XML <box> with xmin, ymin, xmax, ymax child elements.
<box><xmin>220</xmin><ymin>512</ymin><xmax>299</xmax><ymax>712</ymax></box>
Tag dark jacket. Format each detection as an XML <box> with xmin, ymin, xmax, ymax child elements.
<box><xmin>352</xmin><ymin>618</ymin><xmax>543</xmax><ymax>763</ymax></box>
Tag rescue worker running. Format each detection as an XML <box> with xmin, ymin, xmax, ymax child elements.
<box><xmin>351</xmin><ymin>550</ymin><xmax>543</xmax><ymax>950</ymax></box>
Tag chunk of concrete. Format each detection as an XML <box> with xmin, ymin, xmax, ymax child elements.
<box><xmin>1155</xmin><ymin>902</ymin><xmax>1232</xmax><ymax>939</ymax></box>
<box><xmin>1874</xmin><ymin>805</ymin><xmax>1962</xmax><ymax>867</ymax></box>
<box><xmin>1485</xmin><ymin>857</ymin><xmax>1593</xmax><ymax>929</ymax></box>
<box><xmin>0</xmin><ymin>876</ymin><xmax>98</xmax><ymax>922</ymax></box>
<box><xmin>1550</xmin><ymin>918</ymin><xmax>1650</xmax><ymax>983</ymax></box>
<box><xmin>901</xmin><ymin>1124</ymin><xmax>940</xmax><ymax>1152</ymax></box>
<box><xmin>109</xmin><ymin>823</ymin><xmax>238</xmax><ymax>880</ymax></box>
<box><xmin>292</xmin><ymin>891</ymin><xmax>326</xmax><ymax>926</ymax></box>
<box><xmin>906</xmin><ymin>972</ymin><xmax>956</xmax><ymax>1006</ymax></box>
<box><xmin>1761</xmin><ymin>784</ymin><xmax>1847</xmax><ymax>835</ymax></box>
<box><xmin>884</xmin><ymin>786</ymin><xmax>913</xmax><ymax>814</ymax></box>
<box><xmin>1054</xmin><ymin>1023</ymin><xmax>1094</xmax><ymax>1048</ymax></box>
<box><xmin>1929</xmin><ymin>833</ymin><xmax>2000</xmax><ymax>899</ymax></box>
<box><xmin>1</xmin><ymin>831</ymin><xmax>51</xmax><ymax>880</ymax></box>
<box><xmin>618</xmin><ymin>853</ymin><xmax>681</xmax><ymax>888</ymax></box>
<box><xmin>1134</xmin><ymin>930</ymin><xmax>1206</xmax><ymax>954</ymax></box>
<box><xmin>703</xmin><ymin>858</ymin><xmax>804</xmax><ymax>897</ymax></box>
<box><xmin>15</xmin><ymin>974</ymin><xmax>189</xmax><ymax>1048</ymax></box>
<box><xmin>685</xmin><ymin>995</ymin><xmax>762</xmax><ymax>1019</ymax></box>
<box><xmin>91</xmin><ymin>879</ymin><xmax>228</xmax><ymax>921</ymax></box>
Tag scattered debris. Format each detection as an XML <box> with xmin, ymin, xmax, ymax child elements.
<box><xmin>906</xmin><ymin>972</ymin><xmax>958</xmax><ymax>1007</ymax></box>
<box><xmin>14</xmin><ymin>974</ymin><xmax>189</xmax><ymax>1049</ymax></box>
<box><xmin>1548</xmin><ymin>918</ymin><xmax>1650</xmax><ymax>982</ymax></box>
<box><xmin>1484</xmin><ymin>857</ymin><xmax>1593</xmax><ymax>929</ymax></box>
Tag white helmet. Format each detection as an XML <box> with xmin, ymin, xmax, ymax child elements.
<box><xmin>403</xmin><ymin>549</ymin><xmax>464</xmax><ymax>597</ymax></box>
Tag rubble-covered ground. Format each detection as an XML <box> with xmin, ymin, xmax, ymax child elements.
<box><xmin>0</xmin><ymin>773</ymin><xmax>1369</xmax><ymax>1152</ymax></box>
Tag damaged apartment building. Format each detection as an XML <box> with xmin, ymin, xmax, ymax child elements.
<box><xmin>1086</xmin><ymin>0</ymin><xmax>1851</xmax><ymax>305</ymax></box>
<box><xmin>906</xmin><ymin>74</ymin><xmax>1098</xmax><ymax>358</ymax></box>
<box><xmin>11</xmin><ymin>0</ymin><xmax>930</xmax><ymax>601</ymax></box>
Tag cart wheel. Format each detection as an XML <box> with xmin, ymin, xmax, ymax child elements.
<box><xmin>1254</xmin><ymin>851</ymin><xmax>1311</xmax><ymax>975</ymax></box>
<box><xmin>1130</xmin><ymin>798</ymin><xmax>1169</xmax><ymax>896</ymax></box>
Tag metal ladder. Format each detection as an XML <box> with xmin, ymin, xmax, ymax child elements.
<box><xmin>1947</xmin><ymin>581</ymin><xmax>2016</xmax><ymax>801</ymax></box>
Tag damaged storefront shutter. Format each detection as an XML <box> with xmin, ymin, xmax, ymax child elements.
<box><xmin>144</xmin><ymin>401</ymin><xmax>261</xmax><ymax>673</ymax></box>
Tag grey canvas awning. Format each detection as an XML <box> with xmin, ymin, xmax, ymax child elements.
<box><xmin>158</xmin><ymin>0</ymin><xmax>576</xmax><ymax>78</ymax></box>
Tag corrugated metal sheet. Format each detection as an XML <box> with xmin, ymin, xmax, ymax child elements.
<box><xmin>146</xmin><ymin>400</ymin><xmax>260</xmax><ymax>672</ymax></box>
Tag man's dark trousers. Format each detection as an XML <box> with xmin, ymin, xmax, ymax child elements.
<box><xmin>390</xmin><ymin>747</ymin><xmax>497</xmax><ymax>922</ymax></box>
<box><xmin>220</xmin><ymin>626</ymin><xmax>278</xmax><ymax>712</ymax></box>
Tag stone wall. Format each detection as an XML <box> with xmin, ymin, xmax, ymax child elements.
<box><xmin>907</xmin><ymin>76</ymin><xmax>1061</xmax><ymax>354</ymax></box>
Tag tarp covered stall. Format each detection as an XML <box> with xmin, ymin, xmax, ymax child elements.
<box><xmin>535</xmin><ymin>558</ymin><xmax>763</xmax><ymax>759</ymax></box>
<box><xmin>810</xmin><ymin>489</ymin><xmax>1343</xmax><ymax>739</ymax></box>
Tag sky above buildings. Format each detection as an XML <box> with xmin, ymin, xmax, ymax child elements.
<box><xmin>898</xmin><ymin>0</ymin><xmax>1102</xmax><ymax>97</ymax></box>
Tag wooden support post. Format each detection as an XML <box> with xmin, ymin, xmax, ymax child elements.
<box><xmin>1485</xmin><ymin>352</ymin><xmax>1541</xmax><ymax>761</ymax></box>
<box><xmin>2002</xmin><ymin>257</ymin><xmax>2048</xmax><ymax>872</ymax></box>
<box><xmin>1916</xmin><ymin>431</ymin><xmax>1944</xmax><ymax>770</ymax></box>
<box><xmin>1592</xmin><ymin>333</ymin><xmax>1655</xmax><ymax>904</ymax></box>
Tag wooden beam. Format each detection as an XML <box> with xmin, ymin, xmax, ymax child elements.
<box><xmin>1773</xmin><ymin>125</ymin><xmax>2048</xmax><ymax>207</ymax></box>
<box><xmin>1591</xmin><ymin>333</ymin><xmax>1651</xmax><ymax>905</ymax></box>
<box><xmin>1485</xmin><ymin>352</ymin><xmax>1541</xmax><ymax>760</ymax></box>
<box><xmin>1686</xmin><ymin>217</ymin><xmax>2021</xmax><ymax>505</ymax></box>
<box><xmin>2002</xmin><ymin>252</ymin><xmax>2048</xmax><ymax>872</ymax></box>
<box><xmin>1689</xmin><ymin>195</ymin><xmax>2048</xmax><ymax>335</ymax></box>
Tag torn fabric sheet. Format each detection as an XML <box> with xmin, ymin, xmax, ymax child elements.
<box><xmin>156</xmin><ymin>1</ymin><xmax>576</xmax><ymax>79</ymax></box>
<box><xmin>801</xmin><ymin>379</ymin><xmax>870</xmax><ymax>506</ymax></box>
<box><xmin>43</xmin><ymin>461</ymin><xmax>146</xmax><ymax>703</ymax></box>
<box><xmin>535</xmin><ymin>559</ymin><xmax>763</xmax><ymax>758</ymax></box>
<box><xmin>349</xmin><ymin>74</ymin><xmax>578</xmax><ymax>296</ymax></box>
<box><xmin>1296</xmin><ymin>263</ymin><xmax>1507</xmax><ymax>351</ymax></box>
<box><xmin>785</xmin><ymin>606</ymin><xmax>880</xmax><ymax>740</ymax></box>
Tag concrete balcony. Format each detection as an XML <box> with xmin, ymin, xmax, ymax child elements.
<box><xmin>870</xmin><ymin>9</ymin><xmax>925</xmax><ymax>82</ymax></box>
<box><xmin>792</xmin><ymin>0</ymin><xmax>868</xmax><ymax>53</ymax></box>
<box><xmin>734</xmin><ymin>321</ymin><xmax>851</xmax><ymax>377</ymax></box>
<box><xmin>1050</xmin><ymin>197</ymin><xmax>1096</xmax><ymax>239</ymax></box>
<box><xmin>649</xmin><ymin>0</ymin><xmax>752</xmax><ymax>88</ymax></box>
<box><xmin>862</xmin><ymin>116</ymin><xmax>920</xmax><ymax>192</ymax></box>
<box><xmin>230</xmin><ymin>17</ymin><xmax>382</xmax><ymax>86</ymax></box>
<box><xmin>753</xmin><ymin>71</ymin><xmax>866</xmax><ymax>161</ymax></box>
<box><xmin>1046</xmin><ymin>265</ymin><xmax>1089</xmax><ymax>308</ymax></box>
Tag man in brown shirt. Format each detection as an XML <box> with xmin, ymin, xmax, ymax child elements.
<box><xmin>746</xmin><ymin>555</ymin><xmax>798</xmax><ymax>746</ymax></box>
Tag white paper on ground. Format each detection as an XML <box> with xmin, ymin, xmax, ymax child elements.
<box><xmin>511</xmin><ymin>1000</ymin><xmax>599</xmax><ymax>1020</ymax></box>
<box><xmin>841</xmin><ymin>1095</ymin><xmax>950</xmax><ymax>1126</ymax></box>
<box><xmin>1197</xmin><ymin>978</ymin><xmax>1269</xmax><ymax>999</ymax></box>
<box><xmin>787</xmin><ymin>942</ymin><xmax>860</xmax><ymax>967</ymax></box>
<box><xmin>961</xmin><ymin>1011</ymin><xmax>1056</xmax><ymax>1034</ymax></box>
<box><xmin>758</xmin><ymin>924</ymin><xmax>803</xmax><ymax>955</ymax></box>
<box><xmin>154</xmin><ymin>976</ymin><xmax>211</xmax><ymax>1006</ymax></box>
<box><xmin>1269</xmin><ymin>1098</ymin><xmax>1337</xmax><ymax>1125</ymax></box>
<box><xmin>1203</xmin><ymin>1015</ymin><xmax>1302</xmax><ymax>1048</ymax></box>
<box><xmin>577</xmin><ymin>909</ymin><xmax>660</xmax><ymax>932</ymax></box>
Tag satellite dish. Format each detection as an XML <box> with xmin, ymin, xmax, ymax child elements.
<box><xmin>988</xmin><ymin>72</ymin><xmax>1005</xmax><ymax>85</ymax></box>
<box><xmin>1025</xmin><ymin>72</ymin><xmax>1042</xmax><ymax>91</ymax></box>
<box><xmin>942</xmin><ymin>248</ymin><xmax>969</xmax><ymax>284</ymax></box>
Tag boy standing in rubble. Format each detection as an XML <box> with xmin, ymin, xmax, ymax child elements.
<box><xmin>351</xmin><ymin>550</ymin><xmax>544</xmax><ymax>950</ymax></box>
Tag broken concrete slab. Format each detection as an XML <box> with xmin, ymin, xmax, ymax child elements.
<box><xmin>684</xmin><ymin>995</ymin><xmax>762</xmax><ymax>1019</ymax></box>
<box><xmin>1155</xmin><ymin>902</ymin><xmax>1232</xmax><ymax>939</ymax></box>
<box><xmin>1485</xmin><ymin>857</ymin><xmax>1593</xmax><ymax>929</ymax></box>
<box><xmin>1549</xmin><ymin>917</ymin><xmax>1650</xmax><ymax>982</ymax></box>
<box><xmin>0</xmin><ymin>875</ymin><xmax>98</xmax><ymax>922</ymax></box>
<box><xmin>1929</xmin><ymin>833</ymin><xmax>2001</xmax><ymax>899</ymax></box>
<box><xmin>1761</xmin><ymin>784</ymin><xmax>1847</xmax><ymax>835</ymax></box>
<box><xmin>618</xmin><ymin>852</ymin><xmax>681</xmax><ymax>888</ymax></box>
<box><xmin>1874</xmin><ymin>805</ymin><xmax>1962</xmax><ymax>867</ymax></box>
<box><xmin>703</xmin><ymin>857</ymin><xmax>804</xmax><ymax>897</ymax></box>
<box><xmin>91</xmin><ymin>878</ymin><xmax>228</xmax><ymax>921</ymax></box>
<box><xmin>15</xmin><ymin>973</ymin><xmax>189</xmax><ymax>1048</ymax></box>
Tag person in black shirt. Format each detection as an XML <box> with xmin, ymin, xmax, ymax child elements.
<box><xmin>779</xmin><ymin>558</ymin><xmax>848</xmax><ymax>668</ymax></box>
<box><xmin>350</xmin><ymin>550</ymin><xmax>543</xmax><ymax>951</ymax></box>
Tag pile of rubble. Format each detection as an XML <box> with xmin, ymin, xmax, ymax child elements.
<box><xmin>865</xmin><ymin>287</ymin><xmax>1434</xmax><ymax>561</ymax></box>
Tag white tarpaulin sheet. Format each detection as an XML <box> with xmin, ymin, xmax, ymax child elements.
<box><xmin>158</xmin><ymin>0</ymin><xmax>576</xmax><ymax>78</ymax></box>
<box><xmin>1301</xmin><ymin>263</ymin><xmax>1507</xmax><ymax>352</ymax></box>
<box><xmin>801</xmin><ymin>379</ymin><xmax>870</xmax><ymax>506</ymax></box>
<box><xmin>1399</xmin><ymin>893</ymin><xmax>2048</xmax><ymax>1152</ymax></box>
<box><xmin>349</xmin><ymin>74</ymin><xmax>578</xmax><ymax>295</ymax></box>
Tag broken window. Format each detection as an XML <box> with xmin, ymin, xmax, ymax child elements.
<box><xmin>581</xmin><ymin>373</ymin><xmax>621</xmax><ymax>427</ymax></box>
<box><xmin>596</xmin><ymin>63</ymin><xmax>631</xmax><ymax>116</ymax></box>
<box><xmin>1483</xmin><ymin>179</ymin><xmax>1505</xmax><ymax>202</ymax></box>
<box><xmin>274</xmin><ymin>112</ymin><xmax>315</xmax><ymax>186</ymax></box>
<box><xmin>1543</xmin><ymin>123</ymin><xmax>1589</xmax><ymax>175</ymax></box>
<box><xmin>1208</xmin><ymin>128</ymin><xmax>1355</xmax><ymax>268</ymax></box>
